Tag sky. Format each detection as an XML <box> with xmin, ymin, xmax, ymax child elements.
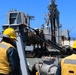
<box><xmin>0</xmin><ymin>0</ymin><xmax>76</xmax><ymax>38</ymax></box>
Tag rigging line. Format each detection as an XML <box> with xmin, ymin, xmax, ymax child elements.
<box><xmin>69</xmin><ymin>26</ymin><xmax>76</xmax><ymax>33</ymax></box>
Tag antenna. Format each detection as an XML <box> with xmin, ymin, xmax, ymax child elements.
<box><xmin>69</xmin><ymin>26</ymin><xmax>76</xmax><ymax>33</ymax></box>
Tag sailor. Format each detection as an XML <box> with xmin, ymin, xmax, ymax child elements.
<box><xmin>56</xmin><ymin>40</ymin><xmax>76</xmax><ymax>75</ymax></box>
<box><xmin>0</xmin><ymin>28</ymin><xmax>20</xmax><ymax>75</ymax></box>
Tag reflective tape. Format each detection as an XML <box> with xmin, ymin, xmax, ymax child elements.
<box><xmin>64</xmin><ymin>59</ymin><xmax>76</xmax><ymax>64</ymax></box>
<box><xmin>0</xmin><ymin>43</ymin><xmax>8</xmax><ymax>49</ymax></box>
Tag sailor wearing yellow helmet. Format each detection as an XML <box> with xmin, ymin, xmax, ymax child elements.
<box><xmin>71</xmin><ymin>40</ymin><xmax>76</xmax><ymax>49</ymax></box>
<box><xmin>56</xmin><ymin>40</ymin><xmax>76</xmax><ymax>75</ymax></box>
<box><xmin>0</xmin><ymin>27</ymin><xmax>20</xmax><ymax>75</ymax></box>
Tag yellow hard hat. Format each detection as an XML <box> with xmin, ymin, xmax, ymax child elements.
<box><xmin>3</xmin><ymin>27</ymin><xmax>17</xmax><ymax>39</ymax></box>
<box><xmin>71</xmin><ymin>40</ymin><xmax>76</xmax><ymax>49</ymax></box>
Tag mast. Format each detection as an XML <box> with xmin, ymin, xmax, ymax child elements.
<box><xmin>48</xmin><ymin>0</ymin><xmax>60</xmax><ymax>44</ymax></box>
